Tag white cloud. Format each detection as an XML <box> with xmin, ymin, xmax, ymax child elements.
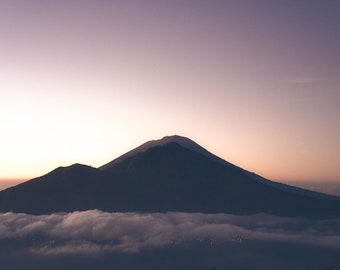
<box><xmin>1</xmin><ymin>210</ymin><xmax>340</xmax><ymax>255</ymax></box>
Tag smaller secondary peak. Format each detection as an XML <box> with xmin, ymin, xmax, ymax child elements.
<box><xmin>57</xmin><ymin>163</ymin><xmax>92</xmax><ymax>171</ymax></box>
<box><xmin>48</xmin><ymin>163</ymin><xmax>96</xmax><ymax>176</ymax></box>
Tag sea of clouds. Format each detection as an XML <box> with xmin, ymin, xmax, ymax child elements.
<box><xmin>1</xmin><ymin>210</ymin><xmax>340</xmax><ymax>256</ymax></box>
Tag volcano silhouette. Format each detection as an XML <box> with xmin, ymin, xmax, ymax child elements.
<box><xmin>0</xmin><ymin>135</ymin><xmax>339</xmax><ymax>217</ymax></box>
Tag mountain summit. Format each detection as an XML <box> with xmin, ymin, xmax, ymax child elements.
<box><xmin>0</xmin><ymin>135</ymin><xmax>339</xmax><ymax>217</ymax></box>
<box><xmin>100</xmin><ymin>135</ymin><xmax>233</xmax><ymax>170</ymax></box>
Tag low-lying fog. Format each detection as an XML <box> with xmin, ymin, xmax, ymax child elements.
<box><xmin>1</xmin><ymin>210</ymin><xmax>339</xmax><ymax>270</ymax></box>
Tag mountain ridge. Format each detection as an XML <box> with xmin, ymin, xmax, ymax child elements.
<box><xmin>0</xmin><ymin>135</ymin><xmax>339</xmax><ymax>217</ymax></box>
<box><xmin>99</xmin><ymin>135</ymin><xmax>235</xmax><ymax>170</ymax></box>
<box><xmin>99</xmin><ymin>135</ymin><xmax>340</xmax><ymax>201</ymax></box>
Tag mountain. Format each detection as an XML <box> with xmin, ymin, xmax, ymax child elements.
<box><xmin>99</xmin><ymin>135</ymin><xmax>234</xmax><ymax>170</ymax></box>
<box><xmin>0</xmin><ymin>135</ymin><xmax>339</xmax><ymax>217</ymax></box>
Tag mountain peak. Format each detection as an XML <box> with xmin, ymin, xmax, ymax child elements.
<box><xmin>143</xmin><ymin>135</ymin><xmax>195</xmax><ymax>146</ymax></box>
<box><xmin>158</xmin><ymin>135</ymin><xmax>194</xmax><ymax>144</ymax></box>
<box><xmin>99</xmin><ymin>135</ymin><xmax>233</xmax><ymax>170</ymax></box>
<box><xmin>1</xmin><ymin>135</ymin><xmax>340</xmax><ymax>217</ymax></box>
<box><xmin>100</xmin><ymin>135</ymin><xmax>212</xmax><ymax>170</ymax></box>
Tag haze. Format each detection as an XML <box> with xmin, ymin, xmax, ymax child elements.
<box><xmin>1</xmin><ymin>1</ymin><xmax>339</xmax><ymax>183</ymax></box>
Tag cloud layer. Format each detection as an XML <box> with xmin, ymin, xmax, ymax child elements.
<box><xmin>1</xmin><ymin>210</ymin><xmax>340</xmax><ymax>256</ymax></box>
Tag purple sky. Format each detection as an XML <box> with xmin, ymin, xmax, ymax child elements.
<box><xmin>0</xmin><ymin>0</ymin><xmax>339</xmax><ymax>182</ymax></box>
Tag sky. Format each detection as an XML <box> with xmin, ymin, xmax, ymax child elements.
<box><xmin>0</xmin><ymin>0</ymin><xmax>339</xmax><ymax>183</ymax></box>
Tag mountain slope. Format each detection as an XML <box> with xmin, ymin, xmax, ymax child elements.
<box><xmin>0</xmin><ymin>136</ymin><xmax>339</xmax><ymax>217</ymax></box>
<box><xmin>0</xmin><ymin>164</ymin><xmax>101</xmax><ymax>214</ymax></box>
<box><xmin>101</xmin><ymin>135</ymin><xmax>339</xmax><ymax>201</ymax></box>
<box><xmin>98</xmin><ymin>142</ymin><xmax>340</xmax><ymax>216</ymax></box>
<box><xmin>99</xmin><ymin>135</ymin><xmax>234</xmax><ymax>169</ymax></box>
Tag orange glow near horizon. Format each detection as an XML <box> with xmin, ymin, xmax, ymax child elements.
<box><xmin>0</xmin><ymin>1</ymin><xmax>339</xmax><ymax>182</ymax></box>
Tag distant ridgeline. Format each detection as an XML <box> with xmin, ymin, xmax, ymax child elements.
<box><xmin>0</xmin><ymin>135</ymin><xmax>340</xmax><ymax>217</ymax></box>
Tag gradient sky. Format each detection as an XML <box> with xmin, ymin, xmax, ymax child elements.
<box><xmin>0</xmin><ymin>0</ymin><xmax>339</xmax><ymax>183</ymax></box>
